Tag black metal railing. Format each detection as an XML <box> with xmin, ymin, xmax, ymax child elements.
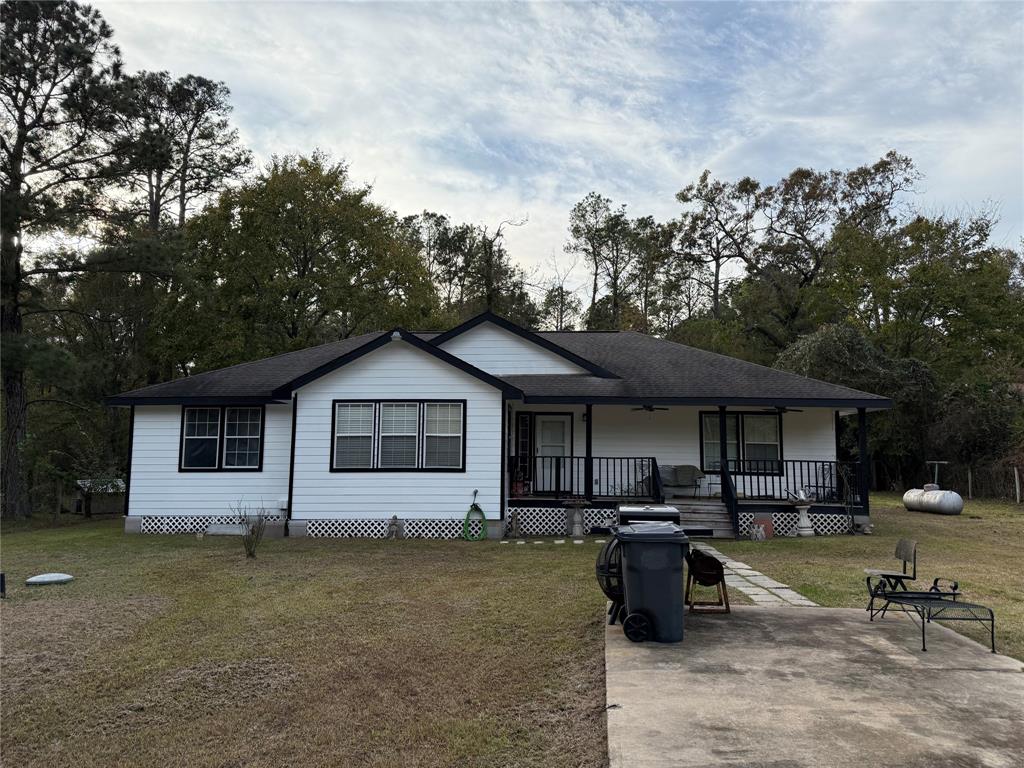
<box><xmin>724</xmin><ymin>459</ymin><xmax>862</xmax><ymax>504</ymax></box>
<box><xmin>508</xmin><ymin>455</ymin><xmax>659</xmax><ymax>500</ymax></box>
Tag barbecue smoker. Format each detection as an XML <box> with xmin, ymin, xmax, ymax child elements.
<box><xmin>595</xmin><ymin>537</ymin><xmax>626</xmax><ymax>625</ymax></box>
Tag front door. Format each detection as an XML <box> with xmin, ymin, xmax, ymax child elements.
<box><xmin>534</xmin><ymin>415</ymin><xmax>572</xmax><ymax>494</ymax></box>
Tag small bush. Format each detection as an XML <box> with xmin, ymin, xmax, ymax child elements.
<box><xmin>231</xmin><ymin>502</ymin><xmax>267</xmax><ymax>558</ymax></box>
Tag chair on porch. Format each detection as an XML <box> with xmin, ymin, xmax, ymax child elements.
<box><xmin>660</xmin><ymin>465</ymin><xmax>705</xmax><ymax>499</ymax></box>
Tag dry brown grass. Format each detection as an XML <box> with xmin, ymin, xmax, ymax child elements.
<box><xmin>1</xmin><ymin>522</ymin><xmax>609</xmax><ymax>768</ymax></box>
<box><xmin>715</xmin><ymin>493</ymin><xmax>1024</xmax><ymax>660</ymax></box>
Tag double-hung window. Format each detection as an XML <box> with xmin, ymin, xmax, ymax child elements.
<box><xmin>379</xmin><ymin>403</ymin><xmax>419</xmax><ymax>468</ymax></box>
<box><xmin>741</xmin><ymin>414</ymin><xmax>781</xmax><ymax>473</ymax></box>
<box><xmin>224</xmin><ymin>407</ymin><xmax>262</xmax><ymax>469</ymax></box>
<box><xmin>334</xmin><ymin>403</ymin><xmax>374</xmax><ymax>468</ymax></box>
<box><xmin>181</xmin><ymin>407</ymin><xmax>221</xmax><ymax>469</ymax></box>
<box><xmin>331</xmin><ymin>400</ymin><xmax>465</xmax><ymax>471</ymax></box>
<box><xmin>701</xmin><ymin>412</ymin><xmax>782</xmax><ymax>474</ymax></box>
<box><xmin>424</xmin><ymin>402</ymin><xmax>464</xmax><ymax>468</ymax></box>
<box><xmin>181</xmin><ymin>406</ymin><xmax>264</xmax><ymax>471</ymax></box>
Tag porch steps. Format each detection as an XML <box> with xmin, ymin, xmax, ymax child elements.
<box><xmin>666</xmin><ymin>500</ymin><xmax>734</xmax><ymax>539</ymax></box>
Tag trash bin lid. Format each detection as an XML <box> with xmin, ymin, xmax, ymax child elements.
<box><xmin>614</xmin><ymin>521</ymin><xmax>689</xmax><ymax>543</ymax></box>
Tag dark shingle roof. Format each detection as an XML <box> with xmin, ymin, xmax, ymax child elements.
<box><xmin>505</xmin><ymin>332</ymin><xmax>890</xmax><ymax>406</ymax></box>
<box><xmin>106</xmin><ymin>323</ymin><xmax>891</xmax><ymax>408</ymax></box>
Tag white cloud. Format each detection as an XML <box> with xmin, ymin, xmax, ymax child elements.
<box><xmin>95</xmin><ymin>0</ymin><xmax>1024</xmax><ymax>265</ymax></box>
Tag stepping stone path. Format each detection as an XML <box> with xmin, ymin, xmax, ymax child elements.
<box><xmin>691</xmin><ymin>542</ymin><xmax>818</xmax><ymax>607</ymax></box>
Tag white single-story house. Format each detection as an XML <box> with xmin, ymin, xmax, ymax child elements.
<box><xmin>106</xmin><ymin>312</ymin><xmax>891</xmax><ymax>539</ymax></box>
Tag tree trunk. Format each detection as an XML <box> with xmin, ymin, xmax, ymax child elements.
<box><xmin>1</xmin><ymin>183</ymin><xmax>31</xmax><ymax>519</ymax></box>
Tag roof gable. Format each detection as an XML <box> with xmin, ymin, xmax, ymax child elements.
<box><xmin>271</xmin><ymin>329</ymin><xmax>522</xmax><ymax>399</ymax></box>
<box><xmin>431</xmin><ymin>312</ymin><xmax>617</xmax><ymax>378</ymax></box>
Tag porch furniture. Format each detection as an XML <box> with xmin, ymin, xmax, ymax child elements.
<box><xmin>864</xmin><ymin>539</ymin><xmax>917</xmax><ymax>614</ymax></box>
<box><xmin>684</xmin><ymin>549</ymin><xmax>730</xmax><ymax>614</ymax></box>
<box><xmin>617</xmin><ymin>503</ymin><xmax>679</xmax><ymax>525</ymax></box>
<box><xmin>870</xmin><ymin>584</ymin><xmax>995</xmax><ymax>653</ymax></box>
<box><xmin>660</xmin><ymin>464</ymin><xmax>705</xmax><ymax>498</ymax></box>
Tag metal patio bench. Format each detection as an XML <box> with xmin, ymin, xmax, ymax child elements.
<box><xmin>865</xmin><ymin>538</ymin><xmax>917</xmax><ymax>614</ymax></box>
<box><xmin>872</xmin><ymin>584</ymin><xmax>996</xmax><ymax>653</ymax></box>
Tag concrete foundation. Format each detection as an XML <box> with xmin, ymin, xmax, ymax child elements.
<box><xmin>606</xmin><ymin>606</ymin><xmax>1024</xmax><ymax>768</ymax></box>
<box><xmin>486</xmin><ymin>519</ymin><xmax>505</xmax><ymax>540</ymax></box>
<box><xmin>287</xmin><ymin>520</ymin><xmax>308</xmax><ymax>537</ymax></box>
<box><xmin>124</xmin><ymin>516</ymin><xmax>142</xmax><ymax>534</ymax></box>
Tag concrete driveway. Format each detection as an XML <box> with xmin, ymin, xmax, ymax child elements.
<box><xmin>606</xmin><ymin>606</ymin><xmax>1024</xmax><ymax>768</ymax></box>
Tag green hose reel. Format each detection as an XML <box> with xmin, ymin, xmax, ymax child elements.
<box><xmin>463</xmin><ymin>489</ymin><xmax>487</xmax><ymax>541</ymax></box>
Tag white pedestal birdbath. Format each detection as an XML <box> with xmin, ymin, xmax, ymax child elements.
<box><xmin>792</xmin><ymin>488</ymin><xmax>816</xmax><ymax>537</ymax></box>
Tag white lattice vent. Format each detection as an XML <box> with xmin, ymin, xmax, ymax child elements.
<box><xmin>306</xmin><ymin>519</ymin><xmax>390</xmax><ymax>538</ymax></box>
<box><xmin>141</xmin><ymin>514</ymin><xmax>281</xmax><ymax>535</ymax></box>
<box><xmin>505</xmin><ymin>507</ymin><xmax>564</xmax><ymax>537</ymax></box>
<box><xmin>404</xmin><ymin>518</ymin><xmax>485</xmax><ymax>539</ymax></box>
<box><xmin>738</xmin><ymin>511</ymin><xmax>851</xmax><ymax>538</ymax></box>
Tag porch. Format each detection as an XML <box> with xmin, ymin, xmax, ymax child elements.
<box><xmin>504</xmin><ymin>402</ymin><xmax>873</xmax><ymax>536</ymax></box>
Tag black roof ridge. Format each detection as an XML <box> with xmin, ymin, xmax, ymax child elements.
<box><xmin>627</xmin><ymin>331</ymin><xmax>886</xmax><ymax>400</ymax></box>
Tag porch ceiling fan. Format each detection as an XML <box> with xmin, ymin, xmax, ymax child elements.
<box><xmin>632</xmin><ymin>404</ymin><xmax>668</xmax><ymax>412</ymax></box>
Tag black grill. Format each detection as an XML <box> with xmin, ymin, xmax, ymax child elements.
<box><xmin>595</xmin><ymin>537</ymin><xmax>625</xmax><ymax>624</ymax></box>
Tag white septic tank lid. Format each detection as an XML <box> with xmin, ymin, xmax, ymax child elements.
<box><xmin>25</xmin><ymin>573</ymin><xmax>74</xmax><ymax>586</ymax></box>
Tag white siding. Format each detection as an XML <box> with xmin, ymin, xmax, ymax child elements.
<box><xmin>438</xmin><ymin>322</ymin><xmax>586</xmax><ymax>375</ymax></box>
<box><xmin>127</xmin><ymin>404</ymin><xmax>292</xmax><ymax>517</ymax></box>
<box><xmin>589</xmin><ymin>405</ymin><xmax>835</xmax><ymax>465</ymax></box>
<box><xmin>291</xmin><ymin>340</ymin><xmax>503</xmax><ymax>520</ymax></box>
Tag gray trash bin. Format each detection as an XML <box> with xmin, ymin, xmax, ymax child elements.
<box><xmin>615</xmin><ymin>522</ymin><xmax>689</xmax><ymax>643</ymax></box>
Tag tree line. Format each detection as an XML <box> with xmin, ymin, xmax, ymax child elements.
<box><xmin>2</xmin><ymin>1</ymin><xmax>1022</xmax><ymax>519</ymax></box>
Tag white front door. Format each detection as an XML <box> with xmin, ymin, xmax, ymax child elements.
<box><xmin>535</xmin><ymin>415</ymin><xmax>572</xmax><ymax>493</ymax></box>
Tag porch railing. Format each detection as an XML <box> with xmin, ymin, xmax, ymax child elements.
<box><xmin>508</xmin><ymin>455</ymin><xmax>660</xmax><ymax>500</ymax></box>
<box><xmin>724</xmin><ymin>459</ymin><xmax>862</xmax><ymax>506</ymax></box>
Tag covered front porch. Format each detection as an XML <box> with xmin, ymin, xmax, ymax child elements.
<box><xmin>504</xmin><ymin>401</ymin><xmax>873</xmax><ymax>534</ymax></box>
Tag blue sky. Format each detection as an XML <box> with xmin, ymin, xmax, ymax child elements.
<box><xmin>96</xmin><ymin>1</ymin><xmax>1023</xmax><ymax>275</ymax></box>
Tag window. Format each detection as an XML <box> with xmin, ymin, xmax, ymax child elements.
<box><xmin>330</xmin><ymin>400</ymin><xmax>465</xmax><ymax>471</ymax></box>
<box><xmin>701</xmin><ymin>412</ymin><xmax>783</xmax><ymax>474</ymax></box>
<box><xmin>701</xmin><ymin>413</ymin><xmax>739</xmax><ymax>471</ymax></box>
<box><xmin>224</xmin><ymin>407</ymin><xmax>262</xmax><ymax>468</ymax></box>
<box><xmin>742</xmin><ymin>414</ymin><xmax>780</xmax><ymax>473</ymax></box>
<box><xmin>334</xmin><ymin>403</ymin><xmax>374</xmax><ymax>468</ymax></box>
<box><xmin>424</xmin><ymin>402</ymin><xmax>463</xmax><ymax>468</ymax></box>
<box><xmin>182</xmin><ymin>408</ymin><xmax>220</xmax><ymax>469</ymax></box>
<box><xmin>379</xmin><ymin>403</ymin><xmax>419</xmax><ymax>468</ymax></box>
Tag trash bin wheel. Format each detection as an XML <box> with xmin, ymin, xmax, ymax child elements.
<box><xmin>622</xmin><ymin>612</ymin><xmax>651</xmax><ymax>643</ymax></box>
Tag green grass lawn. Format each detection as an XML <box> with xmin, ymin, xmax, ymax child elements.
<box><xmin>1</xmin><ymin>521</ymin><xmax>608</xmax><ymax>768</ymax></box>
<box><xmin>714</xmin><ymin>493</ymin><xmax>1024</xmax><ymax>661</ymax></box>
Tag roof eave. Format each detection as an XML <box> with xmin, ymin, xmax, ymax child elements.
<box><xmin>520</xmin><ymin>395</ymin><xmax>893</xmax><ymax>409</ymax></box>
<box><xmin>103</xmin><ymin>395</ymin><xmax>287</xmax><ymax>407</ymax></box>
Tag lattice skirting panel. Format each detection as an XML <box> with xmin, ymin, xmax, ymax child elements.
<box><xmin>505</xmin><ymin>507</ymin><xmax>615</xmax><ymax>537</ymax></box>
<box><xmin>140</xmin><ymin>514</ymin><xmax>282</xmax><ymax>535</ymax></box>
<box><xmin>306</xmin><ymin>519</ymin><xmax>390</xmax><ymax>538</ymax></box>
<box><xmin>738</xmin><ymin>511</ymin><xmax>852</xmax><ymax>538</ymax></box>
<box><xmin>404</xmin><ymin>518</ymin><xmax>484</xmax><ymax>539</ymax></box>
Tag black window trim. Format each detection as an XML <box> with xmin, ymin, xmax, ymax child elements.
<box><xmin>178</xmin><ymin>405</ymin><xmax>266</xmax><ymax>473</ymax></box>
<box><xmin>329</xmin><ymin>398</ymin><xmax>468</xmax><ymax>473</ymax></box>
<box><xmin>698</xmin><ymin>410</ymin><xmax>784</xmax><ymax>476</ymax></box>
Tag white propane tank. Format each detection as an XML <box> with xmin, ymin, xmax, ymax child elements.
<box><xmin>902</xmin><ymin>488</ymin><xmax>963</xmax><ymax>515</ymax></box>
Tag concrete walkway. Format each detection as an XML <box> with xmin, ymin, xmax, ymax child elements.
<box><xmin>691</xmin><ymin>542</ymin><xmax>818</xmax><ymax>607</ymax></box>
<box><xmin>606</xmin><ymin>606</ymin><xmax>1024</xmax><ymax>768</ymax></box>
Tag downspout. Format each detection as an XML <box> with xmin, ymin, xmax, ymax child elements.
<box><xmin>285</xmin><ymin>393</ymin><xmax>298</xmax><ymax>536</ymax></box>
